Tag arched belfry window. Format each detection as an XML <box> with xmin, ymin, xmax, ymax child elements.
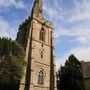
<box><xmin>39</xmin><ymin>27</ymin><xmax>45</xmax><ymax>42</ymax></box>
<box><xmin>38</xmin><ymin>71</ymin><xmax>44</xmax><ymax>85</ymax></box>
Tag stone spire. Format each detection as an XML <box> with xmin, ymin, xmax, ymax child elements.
<box><xmin>32</xmin><ymin>0</ymin><xmax>43</xmax><ymax>19</ymax></box>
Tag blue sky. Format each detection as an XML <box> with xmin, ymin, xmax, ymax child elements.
<box><xmin>0</xmin><ymin>0</ymin><xmax>90</xmax><ymax>69</ymax></box>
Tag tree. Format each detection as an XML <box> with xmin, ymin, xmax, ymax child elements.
<box><xmin>0</xmin><ymin>37</ymin><xmax>25</xmax><ymax>90</ymax></box>
<box><xmin>57</xmin><ymin>54</ymin><xmax>85</xmax><ymax>90</ymax></box>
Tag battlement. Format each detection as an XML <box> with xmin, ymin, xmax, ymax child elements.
<box><xmin>19</xmin><ymin>16</ymin><xmax>31</xmax><ymax>30</ymax></box>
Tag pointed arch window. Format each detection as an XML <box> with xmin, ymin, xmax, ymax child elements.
<box><xmin>39</xmin><ymin>28</ymin><xmax>45</xmax><ymax>42</ymax></box>
<box><xmin>38</xmin><ymin>71</ymin><xmax>44</xmax><ymax>85</ymax></box>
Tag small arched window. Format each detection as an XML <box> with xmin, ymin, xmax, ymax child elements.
<box><xmin>38</xmin><ymin>71</ymin><xmax>44</xmax><ymax>85</ymax></box>
<box><xmin>39</xmin><ymin>28</ymin><xmax>45</xmax><ymax>42</ymax></box>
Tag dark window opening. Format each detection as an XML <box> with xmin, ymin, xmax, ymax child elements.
<box><xmin>39</xmin><ymin>28</ymin><xmax>45</xmax><ymax>42</ymax></box>
<box><xmin>38</xmin><ymin>71</ymin><xmax>44</xmax><ymax>85</ymax></box>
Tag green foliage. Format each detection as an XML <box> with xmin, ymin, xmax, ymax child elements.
<box><xmin>0</xmin><ymin>37</ymin><xmax>25</xmax><ymax>89</ymax></box>
<box><xmin>57</xmin><ymin>54</ymin><xmax>85</xmax><ymax>90</ymax></box>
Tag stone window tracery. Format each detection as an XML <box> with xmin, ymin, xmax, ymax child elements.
<box><xmin>38</xmin><ymin>71</ymin><xmax>44</xmax><ymax>85</ymax></box>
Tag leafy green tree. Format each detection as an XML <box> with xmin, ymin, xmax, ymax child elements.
<box><xmin>0</xmin><ymin>37</ymin><xmax>25</xmax><ymax>90</ymax></box>
<box><xmin>57</xmin><ymin>54</ymin><xmax>85</xmax><ymax>90</ymax></box>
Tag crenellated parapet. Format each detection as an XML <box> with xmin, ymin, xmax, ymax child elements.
<box><xmin>16</xmin><ymin>16</ymin><xmax>32</xmax><ymax>49</ymax></box>
<box><xmin>19</xmin><ymin>16</ymin><xmax>31</xmax><ymax>30</ymax></box>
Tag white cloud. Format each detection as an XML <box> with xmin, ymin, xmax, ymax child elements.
<box><xmin>0</xmin><ymin>0</ymin><xmax>25</xmax><ymax>9</ymax></box>
<box><xmin>43</xmin><ymin>0</ymin><xmax>64</xmax><ymax>21</ymax></box>
<box><xmin>69</xmin><ymin>47</ymin><xmax>90</xmax><ymax>61</ymax></box>
<box><xmin>54</xmin><ymin>29</ymin><xmax>70</xmax><ymax>38</ymax></box>
<box><xmin>43</xmin><ymin>0</ymin><xmax>90</xmax><ymax>45</ymax></box>
<box><xmin>55</xmin><ymin>28</ymin><xmax>90</xmax><ymax>37</ymax></box>
<box><xmin>68</xmin><ymin>0</ymin><xmax>90</xmax><ymax>22</ymax></box>
<box><xmin>0</xmin><ymin>18</ymin><xmax>17</xmax><ymax>40</ymax></box>
<box><xmin>55</xmin><ymin>57</ymin><xmax>66</xmax><ymax>70</ymax></box>
<box><xmin>13</xmin><ymin>1</ymin><xmax>25</xmax><ymax>9</ymax></box>
<box><xmin>43</xmin><ymin>0</ymin><xmax>90</xmax><ymax>22</ymax></box>
<box><xmin>70</xmin><ymin>37</ymin><xmax>88</xmax><ymax>44</ymax></box>
<box><xmin>54</xmin><ymin>0</ymin><xmax>90</xmax><ymax>69</ymax></box>
<box><xmin>54</xmin><ymin>27</ymin><xmax>90</xmax><ymax>45</ymax></box>
<box><xmin>56</xmin><ymin>47</ymin><xmax>90</xmax><ymax>70</ymax></box>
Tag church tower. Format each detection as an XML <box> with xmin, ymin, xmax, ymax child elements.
<box><xmin>16</xmin><ymin>0</ymin><xmax>57</xmax><ymax>90</ymax></box>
